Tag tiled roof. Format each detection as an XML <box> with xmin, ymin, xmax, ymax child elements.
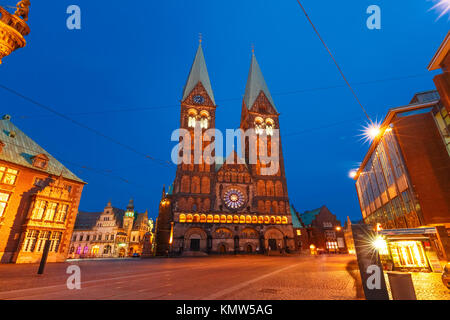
<box><xmin>74</xmin><ymin>211</ymin><xmax>102</xmax><ymax>230</ymax></box>
<box><xmin>182</xmin><ymin>44</ymin><xmax>215</xmax><ymax>104</ymax></box>
<box><xmin>243</xmin><ymin>54</ymin><xmax>276</xmax><ymax>111</ymax></box>
<box><xmin>0</xmin><ymin>117</ymin><xmax>84</xmax><ymax>183</ymax></box>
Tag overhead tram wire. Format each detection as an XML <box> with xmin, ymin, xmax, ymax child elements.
<box><xmin>11</xmin><ymin>73</ymin><xmax>431</xmax><ymax>120</ymax></box>
<box><xmin>295</xmin><ymin>0</ymin><xmax>373</xmax><ymax>123</ymax></box>
<box><xmin>0</xmin><ymin>84</ymin><xmax>173</xmax><ymax>168</ymax></box>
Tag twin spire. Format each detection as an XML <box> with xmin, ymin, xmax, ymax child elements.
<box><xmin>182</xmin><ymin>42</ymin><xmax>276</xmax><ymax>111</ymax></box>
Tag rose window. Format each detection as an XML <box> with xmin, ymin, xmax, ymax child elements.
<box><xmin>223</xmin><ymin>188</ymin><xmax>246</xmax><ymax>210</ymax></box>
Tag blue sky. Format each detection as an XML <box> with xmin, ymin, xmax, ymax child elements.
<box><xmin>1</xmin><ymin>0</ymin><xmax>448</xmax><ymax>222</ymax></box>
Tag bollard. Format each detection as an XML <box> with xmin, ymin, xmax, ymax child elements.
<box><xmin>387</xmin><ymin>272</ymin><xmax>417</xmax><ymax>300</ymax></box>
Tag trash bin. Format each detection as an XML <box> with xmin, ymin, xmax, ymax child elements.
<box><xmin>387</xmin><ymin>272</ymin><xmax>417</xmax><ymax>300</ymax></box>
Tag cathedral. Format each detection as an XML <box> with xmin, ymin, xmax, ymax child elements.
<box><xmin>156</xmin><ymin>42</ymin><xmax>295</xmax><ymax>255</ymax></box>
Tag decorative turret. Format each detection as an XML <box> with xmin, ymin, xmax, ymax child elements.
<box><xmin>0</xmin><ymin>1</ymin><xmax>31</xmax><ymax>64</ymax></box>
<box><xmin>125</xmin><ymin>198</ymin><xmax>134</xmax><ymax>218</ymax></box>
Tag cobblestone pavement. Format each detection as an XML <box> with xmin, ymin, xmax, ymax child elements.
<box><xmin>0</xmin><ymin>255</ymin><xmax>447</xmax><ymax>300</ymax></box>
<box><xmin>384</xmin><ymin>272</ymin><xmax>450</xmax><ymax>300</ymax></box>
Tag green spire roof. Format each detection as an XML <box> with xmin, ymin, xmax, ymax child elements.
<box><xmin>182</xmin><ymin>44</ymin><xmax>215</xmax><ymax>104</ymax></box>
<box><xmin>243</xmin><ymin>53</ymin><xmax>276</xmax><ymax>111</ymax></box>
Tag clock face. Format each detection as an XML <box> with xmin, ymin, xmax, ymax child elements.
<box><xmin>193</xmin><ymin>95</ymin><xmax>205</xmax><ymax>104</ymax></box>
<box><xmin>223</xmin><ymin>188</ymin><xmax>246</xmax><ymax>210</ymax></box>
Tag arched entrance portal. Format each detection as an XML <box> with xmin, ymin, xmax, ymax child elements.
<box><xmin>189</xmin><ymin>234</ymin><xmax>201</xmax><ymax>251</ymax></box>
<box><xmin>219</xmin><ymin>244</ymin><xmax>226</xmax><ymax>253</ymax></box>
<box><xmin>264</xmin><ymin>228</ymin><xmax>285</xmax><ymax>252</ymax></box>
<box><xmin>246</xmin><ymin>244</ymin><xmax>253</xmax><ymax>253</ymax></box>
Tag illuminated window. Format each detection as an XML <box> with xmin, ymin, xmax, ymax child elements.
<box><xmin>32</xmin><ymin>200</ymin><xmax>47</xmax><ymax>220</ymax></box>
<box><xmin>252</xmin><ymin>216</ymin><xmax>258</xmax><ymax>224</ymax></box>
<box><xmin>36</xmin><ymin>231</ymin><xmax>50</xmax><ymax>252</ymax></box>
<box><xmin>200</xmin><ymin>110</ymin><xmax>209</xmax><ymax>129</ymax></box>
<box><xmin>187</xmin><ymin>109</ymin><xmax>198</xmax><ymax>128</ymax></box>
<box><xmin>226</xmin><ymin>215</ymin><xmax>233</xmax><ymax>223</ymax></box>
<box><xmin>22</xmin><ymin>230</ymin><xmax>39</xmax><ymax>252</ymax></box>
<box><xmin>0</xmin><ymin>167</ymin><xmax>18</xmax><ymax>185</ymax></box>
<box><xmin>239</xmin><ymin>215</ymin><xmax>246</xmax><ymax>223</ymax></box>
<box><xmin>207</xmin><ymin>215</ymin><xmax>213</xmax><ymax>223</ymax></box>
<box><xmin>193</xmin><ymin>214</ymin><xmax>200</xmax><ymax>223</ymax></box>
<box><xmin>254</xmin><ymin>117</ymin><xmax>264</xmax><ymax>135</ymax></box>
<box><xmin>233</xmin><ymin>215</ymin><xmax>239</xmax><ymax>224</ymax></box>
<box><xmin>258</xmin><ymin>216</ymin><xmax>264</xmax><ymax>224</ymax></box>
<box><xmin>50</xmin><ymin>232</ymin><xmax>62</xmax><ymax>252</ymax></box>
<box><xmin>43</xmin><ymin>202</ymin><xmax>57</xmax><ymax>221</ymax></box>
<box><xmin>246</xmin><ymin>215</ymin><xmax>252</xmax><ymax>224</ymax></box>
<box><xmin>214</xmin><ymin>215</ymin><xmax>220</xmax><ymax>223</ymax></box>
<box><xmin>265</xmin><ymin>118</ymin><xmax>274</xmax><ymax>136</ymax></box>
<box><xmin>276</xmin><ymin>216</ymin><xmax>281</xmax><ymax>224</ymax></box>
<box><xmin>186</xmin><ymin>214</ymin><xmax>193</xmax><ymax>223</ymax></box>
<box><xmin>0</xmin><ymin>192</ymin><xmax>10</xmax><ymax>218</ymax></box>
<box><xmin>296</xmin><ymin>230</ymin><xmax>301</xmax><ymax>236</ymax></box>
<box><xmin>200</xmin><ymin>214</ymin><xmax>207</xmax><ymax>223</ymax></box>
<box><xmin>264</xmin><ymin>216</ymin><xmax>270</xmax><ymax>224</ymax></box>
<box><xmin>220</xmin><ymin>215</ymin><xmax>226</xmax><ymax>223</ymax></box>
<box><xmin>282</xmin><ymin>217</ymin><xmax>288</xmax><ymax>224</ymax></box>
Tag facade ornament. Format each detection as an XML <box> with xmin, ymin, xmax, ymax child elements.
<box><xmin>14</xmin><ymin>0</ymin><xmax>30</xmax><ymax>21</ymax></box>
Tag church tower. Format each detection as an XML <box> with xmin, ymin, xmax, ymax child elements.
<box><xmin>172</xmin><ymin>41</ymin><xmax>216</xmax><ymax>214</ymax></box>
<box><xmin>240</xmin><ymin>52</ymin><xmax>291</xmax><ymax>217</ymax></box>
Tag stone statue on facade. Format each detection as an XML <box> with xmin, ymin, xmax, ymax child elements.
<box><xmin>14</xmin><ymin>0</ymin><xmax>30</xmax><ymax>21</ymax></box>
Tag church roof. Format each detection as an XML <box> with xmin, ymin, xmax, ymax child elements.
<box><xmin>290</xmin><ymin>205</ymin><xmax>303</xmax><ymax>229</ymax></box>
<box><xmin>0</xmin><ymin>116</ymin><xmax>84</xmax><ymax>183</ymax></box>
<box><xmin>182</xmin><ymin>44</ymin><xmax>215</xmax><ymax>104</ymax></box>
<box><xmin>299</xmin><ymin>207</ymin><xmax>322</xmax><ymax>227</ymax></box>
<box><xmin>243</xmin><ymin>54</ymin><xmax>276</xmax><ymax>111</ymax></box>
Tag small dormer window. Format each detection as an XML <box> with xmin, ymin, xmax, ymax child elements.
<box><xmin>32</xmin><ymin>154</ymin><xmax>49</xmax><ymax>170</ymax></box>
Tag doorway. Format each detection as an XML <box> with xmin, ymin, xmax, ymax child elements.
<box><xmin>246</xmin><ymin>245</ymin><xmax>253</xmax><ymax>253</ymax></box>
<box><xmin>219</xmin><ymin>245</ymin><xmax>226</xmax><ymax>254</ymax></box>
<box><xmin>190</xmin><ymin>239</ymin><xmax>200</xmax><ymax>251</ymax></box>
<box><xmin>268</xmin><ymin>239</ymin><xmax>277</xmax><ymax>251</ymax></box>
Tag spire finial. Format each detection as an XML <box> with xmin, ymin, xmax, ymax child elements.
<box><xmin>199</xmin><ymin>33</ymin><xmax>202</xmax><ymax>45</ymax></box>
<box><xmin>251</xmin><ymin>43</ymin><xmax>255</xmax><ymax>55</ymax></box>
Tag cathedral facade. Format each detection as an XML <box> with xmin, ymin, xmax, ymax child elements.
<box><xmin>156</xmin><ymin>43</ymin><xmax>295</xmax><ymax>255</ymax></box>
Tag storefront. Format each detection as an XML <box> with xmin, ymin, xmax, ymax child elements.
<box><xmin>378</xmin><ymin>227</ymin><xmax>445</xmax><ymax>273</ymax></box>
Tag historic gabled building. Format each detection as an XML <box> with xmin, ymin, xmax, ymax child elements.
<box><xmin>155</xmin><ymin>43</ymin><xmax>295</xmax><ymax>255</ymax></box>
<box><xmin>68</xmin><ymin>199</ymin><xmax>154</xmax><ymax>259</ymax></box>
<box><xmin>0</xmin><ymin>115</ymin><xmax>85</xmax><ymax>263</ymax></box>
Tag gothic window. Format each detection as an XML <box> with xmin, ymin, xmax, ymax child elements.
<box><xmin>187</xmin><ymin>109</ymin><xmax>198</xmax><ymax>128</ymax></box>
<box><xmin>265</xmin><ymin>201</ymin><xmax>271</xmax><ymax>213</ymax></box>
<box><xmin>265</xmin><ymin>118</ymin><xmax>275</xmax><ymax>136</ymax></box>
<box><xmin>193</xmin><ymin>214</ymin><xmax>200</xmax><ymax>223</ymax></box>
<box><xmin>218</xmin><ymin>171</ymin><xmax>224</xmax><ymax>182</ymax></box>
<box><xmin>187</xmin><ymin>198</ymin><xmax>195</xmax><ymax>211</ymax></box>
<box><xmin>266</xmin><ymin>181</ymin><xmax>274</xmax><ymax>196</ymax></box>
<box><xmin>203</xmin><ymin>198</ymin><xmax>210</xmax><ymax>211</ymax></box>
<box><xmin>200</xmin><ymin>214</ymin><xmax>207</xmax><ymax>223</ymax></box>
<box><xmin>191</xmin><ymin>176</ymin><xmax>201</xmax><ymax>193</ymax></box>
<box><xmin>231</xmin><ymin>171</ymin><xmax>237</xmax><ymax>182</ymax></box>
<box><xmin>181</xmin><ymin>176</ymin><xmax>190</xmax><ymax>193</ymax></box>
<box><xmin>32</xmin><ymin>154</ymin><xmax>49</xmax><ymax>170</ymax></box>
<box><xmin>271</xmin><ymin>201</ymin><xmax>278</xmax><ymax>214</ymax></box>
<box><xmin>224</xmin><ymin>172</ymin><xmax>231</xmax><ymax>182</ymax></box>
<box><xmin>179</xmin><ymin>214</ymin><xmax>186</xmax><ymax>223</ymax></box>
<box><xmin>186</xmin><ymin>214</ymin><xmax>193</xmax><ymax>223</ymax></box>
<box><xmin>258</xmin><ymin>200</ymin><xmax>265</xmax><ymax>212</ymax></box>
<box><xmin>43</xmin><ymin>202</ymin><xmax>57</xmax><ymax>221</ymax></box>
<box><xmin>178</xmin><ymin>198</ymin><xmax>187</xmax><ymax>211</ymax></box>
<box><xmin>278</xmin><ymin>201</ymin><xmax>285</xmax><ymax>215</ymax></box>
<box><xmin>257</xmin><ymin>180</ymin><xmax>266</xmax><ymax>196</ymax></box>
<box><xmin>201</xmin><ymin>177</ymin><xmax>210</xmax><ymax>194</ymax></box>
<box><xmin>244</xmin><ymin>174</ymin><xmax>251</xmax><ymax>183</ymax></box>
<box><xmin>254</xmin><ymin>117</ymin><xmax>264</xmax><ymax>135</ymax></box>
<box><xmin>200</xmin><ymin>110</ymin><xmax>209</xmax><ymax>129</ymax></box>
<box><xmin>275</xmin><ymin>181</ymin><xmax>283</xmax><ymax>197</ymax></box>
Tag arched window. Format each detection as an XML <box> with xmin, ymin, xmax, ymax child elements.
<box><xmin>278</xmin><ymin>201</ymin><xmax>285</xmax><ymax>215</ymax></box>
<box><xmin>246</xmin><ymin>215</ymin><xmax>252</xmax><ymax>223</ymax></box>
<box><xmin>265</xmin><ymin>118</ymin><xmax>275</xmax><ymax>136</ymax></box>
<box><xmin>266</xmin><ymin>181</ymin><xmax>274</xmax><ymax>196</ymax></box>
<box><xmin>200</xmin><ymin>214</ymin><xmax>207</xmax><ymax>223</ymax></box>
<box><xmin>201</xmin><ymin>176</ymin><xmax>210</xmax><ymax>194</ymax></box>
<box><xmin>202</xmin><ymin>198</ymin><xmax>210</xmax><ymax>211</ymax></box>
<box><xmin>252</xmin><ymin>216</ymin><xmax>258</xmax><ymax>224</ymax></box>
<box><xmin>258</xmin><ymin>216</ymin><xmax>264</xmax><ymax>224</ymax></box>
<box><xmin>264</xmin><ymin>216</ymin><xmax>270</xmax><ymax>224</ymax></box>
<box><xmin>270</xmin><ymin>216</ymin><xmax>276</xmax><ymax>224</ymax></box>
<box><xmin>257</xmin><ymin>180</ymin><xmax>266</xmax><ymax>196</ymax></box>
<box><xmin>191</xmin><ymin>176</ymin><xmax>201</xmax><ymax>194</ymax></box>
<box><xmin>179</xmin><ymin>214</ymin><xmax>186</xmax><ymax>223</ymax></box>
<box><xmin>207</xmin><ymin>215</ymin><xmax>214</xmax><ymax>223</ymax></box>
<box><xmin>200</xmin><ymin>110</ymin><xmax>209</xmax><ymax>129</ymax></box>
<box><xmin>272</xmin><ymin>201</ymin><xmax>278</xmax><ymax>214</ymax></box>
<box><xmin>187</xmin><ymin>109</ymin><xmax>197</xmax><ymax>128</ymax></box>
<box><xmin>214</xmin><ymin>215</ymin><xmax>220</xmax><ymax>223</ymax></box>
<box><xmin>220</xmin><ymin>215</ymin><xmax>227</xmax><ymax>223</ymax></box>
<box><xmin>239</xmin><ymin>215</ymin><xmax>246</xmax><ymax>223</ymax></box>
<box><xmin>254</xmin><ymin>117</ymin><xmax>264</xmax><ymax>135</ymax></box>
<box><xmin>181</xmin><ymin>176</ymin><xmax>190</xmax><ymax>193</ymax></box>
<box><xmin>227</xmin><ymin>215</ymin><xmax>233</xmax><ymax>223</ymax></box>
<box><xmin>275</xmin><ymin>181</ymin><xmax>283</xmax><ymax>197</ymax></box>
<box><xmin>282</xmin><ymin>216</ymin><xmax>288</xmax><ymax>224</ymax></box>
<box><xmin>258</xmin><ymin>200</ymin><xmax>265</xmax><ymax>213</ymax></box>
<box><xmin>193</xmin><ymin>214</ymin><xmax>200</xmax><ymax>223</ymax></box>
<box><xmin>233</xmin><ymin>215</ymin><xmax>240</xmax><ymax>224</ymax></box>
<box><xmin>186</xmin><ymin>214</ymin><xmax>193</xmax><ymax>223</ymax></box>
<box><xmin>276</xmin><ymin>216</ymin><xmax>281</xmax><ymax>224</ymax></box>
